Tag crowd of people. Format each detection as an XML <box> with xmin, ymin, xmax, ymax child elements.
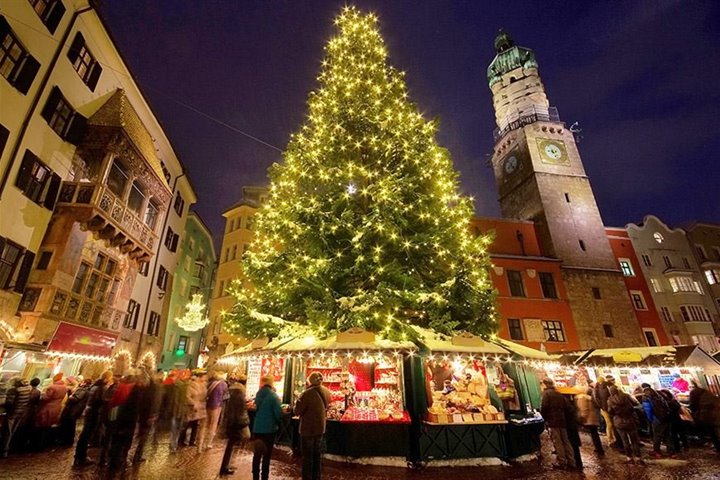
<box><xmin>0</xmin><ymin>367</ymin><xmax>334</xmax><ymax>480</ymax></box>
<box><xmin>541</xmin><ymin>375</ymin><xmax>720</xmax><ymax>470</ymax></box>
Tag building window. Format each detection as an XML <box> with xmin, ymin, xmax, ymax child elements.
<box><xmin>679</xmin><ymin>305</ymin><xmax>711</xmax><ymax>322</ymax></box>
<box><xmin>706</xmin><ymin>269</ymin><xmax>720</xmax><ymax>285</ymax></box>
<box><xmin>224</xmin><ymin>248</ymin><xmax>230</xmax><ymax>263</ymax></box>
<box><xmin>602</xmin><ymin>324</ymin><xmax>614</xmax><ymax>338</ymax></box>
<box><xmin>650</xmin><ymin>278</ymin><xmax>663</xmax><ymax>293</ymax></box>
<box><xmin>231</xmin><ymin>245</ymin><xmax>237</xmax><ymax>260</ymax></box>
<box><xmin>28</xmin><ymin>0</ymin><xmax>66</xmax><ymax>34</ymax></box>
<box><xmin>106</xmin><ymin>160</ymin><xmax>129</xmax><ymax>198</ymax></box>
<box><xmin>507</xmin><ymin>270</ymin><xmax>525</xmax><ymax>297</ymax></box>
<box><xmin>246</xmin><ymin>217</ymin><xmax>254</xmax><ymax>230</ymax></box>
<box><xmin>578</xmin><ymin>239</ymin><xmax>586</xmax><ymax>251</ymax></box>
<box><xmin>157</xmin><ymin>265</ymin><xmax>168</xmax><ymax>291</ymax></box>
<box><xmin>695</xmin><ymin>245</ymin><xmax>707</xmax><ymax>261</ymax></box>
<box><xmin>164</xmin><ymin>227</ymin><xmax>179</xmax><ymax>252</ymax></box>
<box><xmin>145</xmin><ymin>200</ymin><xmax>159</xmax><ymax>230</ymax></box>
<box><xmin>124</xmin><ymin>299</ymin><xmax>140</xmax><ymax>329</ymax></box>
<box><xmin>630</xmin><ymin>290</ymin><xmax>647</xmax><ymax>310</ymax></box>
<box><xmin>15</xmin><ymin>150</ymin><xmax>61</xmax><ymax>209</ymax></box>
<box><xmin>36</xmin><ymin>250</ymin><xmax>52</xmax><ymax>270</ymax></box>
<box><xmin>659</xmin><ymin>306</ymin><xmax>673</xmax><ymax>322</ymax></box>
<box><xmin>138</xmin><ymin>261</ymin><xmax>149</xmax><ymax>277</ymax></box>
<box><xmin>40</xmin><ymin>86</ymin><xmax>86</xmax><ymax>145</ymax></box>
<box><xmin>682</xmin><ymin>257</ymin><xmax>691</xmax><ymax>269</ymax></box>
<box><xmin>0</xmin><ymin>239</ymin><xmax>25</xmax><ymax>290</ymax></box>
<box><xmin>538</xmin><ymin>272</ymin><xmax>557</xmax><ymax>299</ymax></box>
<box><xmin>669</xmin><ymin>276</ymin><xmax>701</xmax><ymax>293</ymax></box>
<box><xmin>67</xmin><ymin>32</ymin><xmax>102</xmax><ymax>90</ymax></box>
<box><xmin>619</xmin><ymin>259</ymin><xmax>634</xmax><ymax>277</ymax></box>
<box><xmin>641</xmin><ymin>254</ymin><xmax>652</xmax><ymax>267</ymax></box>
<box><xmin>564</xmin><ymin>193</ymin><xmax>570</xmax><ymax>203</ymax></box>
<box><xmin>643</xmin><ymin>329</ymin><xmax>659</xmax><ymax>347</ymax></box>
<box><xmin>663</xmin><ymin>256</ymin><xmax>672</xmax><ymax>269</ymax></box>
<box><xmin>71</xmin><ymin>262</ymin><xmax>90</xmax><ymax>294</ymax></box>
<box><xmin>147</xmin><ymin>311</ymin><xmax>160</xmax><ymax>336</ymax></box>
<box><xmin>508</xmin><ymin>318</ymin><xmax>524</xmax><ymax>341</ymax></box>
<box><xmin>654</xmin><ymin>232</ymin><xmax>664</xmax><ymax>244</ymax></box>
<box><xmin>0</xmin><ymin>17</ymin><xmax>40</xmax><ymax>94</ymax></box>
<box><xmin>173</xmin><ymin>193</ymin><xmax>185</xmax><ymax>216</ymax></box>
<box><xmin>592</xmin><ymin>287</ymin><xmax>601</xmax><ymax>300</ymax></box>
<box><xmin>542</xmin><ymin>320</ymin><xmax>566</xmax><ymax>342</ymax></box>
<box><xmin>194</xmin><ymin>262</ymin><xmax>205</xmax><ymax>279</ymax></box>
<box><xmin>176</xmin><ymin>335</ymin><xmax>189</xmax><ymax>355</ymax></box>
<box><xmin>127</xmin><ymin>180</ymin><xmax>146</xmax><ymax>214</ymax></box>
<box><xmin>217</xmin><ymin>280</ymin><xmax>225</xmax><ymax>298</ymax></box>
<box><xmin>0</xmin><ymin>124</ymin><xmax>8</xmax><ymax>157</ymax></box>
<box><xmin>160</xmin><ymin>161</ymin><xmax>171</xmax><ymax>183</ymax></box>
<box><xmin>714</xmin><ymin>247</ymin><xmax>720</xmax><ymax>262</ymax></box>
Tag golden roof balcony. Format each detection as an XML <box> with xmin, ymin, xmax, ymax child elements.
<box><xmin>56</xmin><ymin>180</ymin><xmax>157</xmax><ymax>261</ymax></box>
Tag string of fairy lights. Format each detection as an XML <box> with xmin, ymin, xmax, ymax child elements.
<box><xmin>224</xmin><ymin>6</ymin><xmax>497</xmax><ymax>342</ymax></box>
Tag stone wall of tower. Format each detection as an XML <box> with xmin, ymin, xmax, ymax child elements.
<box><xmin>490</xmin><ymin>66</ymin><xmax>549</xmax><ymax>128</ymax></box>
<box><xmin>561</xmin><ymin>269</ymin><xmax>645</xmax><ymax>348</ymax></box>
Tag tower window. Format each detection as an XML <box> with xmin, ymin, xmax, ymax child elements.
<box><xmin>592</xmin><ymin>287</ymin><xmax>601</xmax><ymax>300</ymax></box>
<box><xmin>602</xmin><ymin>324</ymin><xmax>614</xmax><ymax>338</ymax></box>
<box><xmin>579</xmin><ymin>240</ymin><xmax>586</xmax><ymax>251</ymax></box>
<box><xmin>564</xmin><ymin>193</ymin><xmax>570</xmax><ymax>203</ymax></box>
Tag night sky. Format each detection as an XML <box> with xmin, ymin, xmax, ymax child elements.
<box><xmin>101</xmin><ymin>1</ymin><xmax>720</xmax><ymax>244</ymax></box>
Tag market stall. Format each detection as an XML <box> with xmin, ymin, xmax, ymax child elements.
<box><xmin>411</xmin><ymin>329</ymin><xmax>545</xmax><ymax>463</ymax></box>
<box><xmin>220</xmin><ymin>328</ymin><xmax>416</xmax><ymax>461</ymax></box>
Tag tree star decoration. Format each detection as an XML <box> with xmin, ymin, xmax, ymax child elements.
<box><xmin>176</xmin><ymin>294</ymin><xmax>210</xmax><ymax>332</ymax></box>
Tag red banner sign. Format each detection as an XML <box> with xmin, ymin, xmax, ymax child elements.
<box><xmin>47</xmin><ymin>322</ymin><xmax>118</xmax><ymax>357</ymax></box>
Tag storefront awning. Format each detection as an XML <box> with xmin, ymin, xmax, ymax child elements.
<box><xmin>570</xmin><ymin>345</ymin><xmax>720</xmax><ymax>374</ymax></box>
<box><xmin>46</xmin><ymin>322</ymin><xmax>118</xmax><ymax>360</ymax></box>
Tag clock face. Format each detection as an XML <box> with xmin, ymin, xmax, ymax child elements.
<box><xmin>544</xmin><ymin>143</ymin><xmax>562</xmax><ymax>160</ymax></box>
<box><xmin>504</xmin><ymin>155</ymin><xmax>518</xmax><ymax>174</ymax></box>
<box><xmin>537</xmin><ymin>139</ymin><xmax>568</xmax><ymax>165</ymax></box>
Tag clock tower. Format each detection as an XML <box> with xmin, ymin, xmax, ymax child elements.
<box><xmin>486</xmin><ymin>31</ymin><xmax>644</xmax><ymax>348</ymax></box>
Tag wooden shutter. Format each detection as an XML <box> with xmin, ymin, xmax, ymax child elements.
<box><xmin>0</xmin><ymin>124</ymin><xmax>8</xmax><ymax>157</ymax></box>
<box><xmin>15</xmin><ymin>150</ymin><xmax>36</xmax><ymax>193</ymax></box>
<box><xmin>43</xmin><ymin>173</ymin><xmax>61</xmax><ymax>210</ymax></box>
<box><xmin>44</xmin><ymin>0</ymin><xmax>66</xmax><ymax>35</ymax></box>
<box><xmin>86</xmin><ymin>62</ymin><xmax>102</xmax><ymax>91</ymax></box>
<box><xmin>14</xmin><ymin>250</ymin><xmax>35</xmax><ymax>293</ymax></box>
<box><xmin>0</xmin><ymin>16</ymin><xmax>10</xmax><ymax>39</ymax></box>
<box><xmin>64</xmin><ymin>112</ymin><xmax>87</xmax><ymax>145</ymax></box>
<box><xmin>67</xmin><ymin>32</ymin><xmax>84</xmax><ymax>63</ymax></box>
<box><xmin>14</xmin><ymin>54</ymin><xmax>40</xmax><ymax>95</ymax></box>
<box><xmin>41</xmin><ymin>87</ymin><xmax>62</xmax><ymax>123</ymax></box>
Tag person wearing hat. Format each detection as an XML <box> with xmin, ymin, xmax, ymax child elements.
<box><xmin>540</xmin><ymin>377</ymin><xmax>576</xmax><ymax>469</ymax></box>
<box><xmin>219</xmin><ymin>374</ymin><xmax>249</xmax><ymax>476</ymax></box>
<box><xmin>594</xmin><ymin>376</ymin><xmax>616</xmax><ymax>446</ymax></box>
<box><xmin>251</xmin><ymin>375</ymin><xmax>282</xmax><ymax>480</ymax></box>
<box><xmin>295</xmin><ymin>372</ymin><xmax>332</xmax><ymax>480</ymax></box>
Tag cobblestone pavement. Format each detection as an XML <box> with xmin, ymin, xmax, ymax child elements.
<box><xmin>0</xmin><ymin>431</ymin><xmax>718</xmax><ymax>480</ymax></box>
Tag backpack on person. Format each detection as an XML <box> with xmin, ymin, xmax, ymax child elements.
<box><xmin>649</xmin><ymin>393</ymin><xmax>670</xmax><ymax>421</ymax></box>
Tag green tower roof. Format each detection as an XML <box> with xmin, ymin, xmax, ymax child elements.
<box><xmin>487</xmin><ymin>31</ymin><xmax>538</xmax><ymax>88</ymax></box>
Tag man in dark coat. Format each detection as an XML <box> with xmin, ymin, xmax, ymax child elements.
<box><xmin>689</xmin><ymin>383</ymin><xmax>720</xmax><ymax>452</ymax></box>
<box><xmin>295</xmin><ymin>372</ymin><xmax>332</xmax><ymax>480</ymax></box>
<box><xmin>1</xmin><ymin>377</ymin><xmax>32</xmax><ymax>457</ymax></box>
<box><xmin>59</xmin><ymin>378</ymin><xmax>92</xmax><ymax>446</ymax></box>
<box><xmin>220</xmin><ymin>375</ymin><xmax>250</xmax><ymax>476</ymax></box>
<box><xmin>540</xmin><ymin>378</ymin><xmax>575</xmax><ymax>469</ymax></box>
<box><xmin>133</xmin><ymin>371</ymin><xmax>164</xmax><ymax>464</ymax></box>
<box><xmin>74</xmin><ymin>370</ymin><xmax>113</xmax><ymax>467</ymax></box>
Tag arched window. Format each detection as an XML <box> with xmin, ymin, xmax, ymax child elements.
<box><xmin>106</xmin><ymin>160</ymin><xmax>129</xmax><ymax>197</ymax></box>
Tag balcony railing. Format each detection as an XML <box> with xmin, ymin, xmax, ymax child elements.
<box><xmin>493</xmin><ymin>106</ymin><xmax>560</xmax><ymax>141</ymax></box>
<box><xmin>56</xmin><ymin>181</ymin><xmax>157</xmax><ymax>255</ymax></box>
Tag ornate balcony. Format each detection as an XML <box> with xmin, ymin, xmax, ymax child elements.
<box><xmin>56</xmin><ymin>181</ymin><xmax>157</xmax><ymax>261</ymax></box>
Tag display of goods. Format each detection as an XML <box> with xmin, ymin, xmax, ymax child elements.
<box><xmin>340</xmin><ymin>407</ymin><xmax>409</xmax><ymax>423</ymax></box>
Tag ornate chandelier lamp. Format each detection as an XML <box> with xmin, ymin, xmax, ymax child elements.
<box><xmin>175</xmin><ymin>294</ymin><xmax>210</xmax><ymax>332</ymax></box>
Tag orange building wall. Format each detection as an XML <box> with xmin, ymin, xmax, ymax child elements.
<box><xmin>605</xmin><ymin>228</ymin><xmax>669</xmax><ymax>346</ymax></box>
<box><xmin>473</xmin><ymin>218</ymin><xmax>581</xmax><ymax>352</ymax></box>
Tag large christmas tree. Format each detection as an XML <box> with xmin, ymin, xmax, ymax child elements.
<box><xmin>226</xmin><ymin>6</ymin><xmax>496</xmax><ymax>341</ymax></box>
